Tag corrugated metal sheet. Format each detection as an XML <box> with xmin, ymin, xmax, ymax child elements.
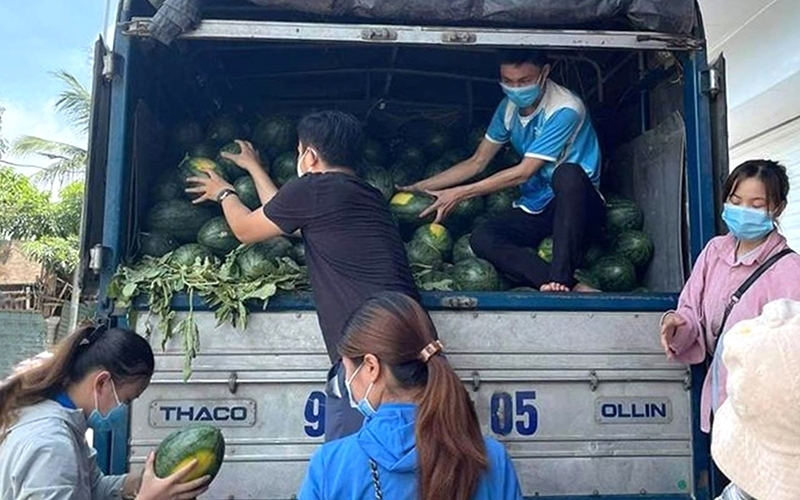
<box><xmin>0</xmin><ymin>312</ymin><xmax>45</xmax><ymax>378</ymax></box>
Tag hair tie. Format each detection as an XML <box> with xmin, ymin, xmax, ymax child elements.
<box><xmin>80</xmin><ymin>323</ymin><xmax>107</xmax><ymax>346</ymax></box>
<box><xmin>419</xmin><ymin>340</ymin><xmax>444</xmax><ymax>363</ymax></box>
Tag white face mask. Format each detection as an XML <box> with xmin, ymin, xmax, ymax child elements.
<box><xmin>296</xmin><ymin>149</ymin><xmax>309</xmax><ymax>178</ymax></box>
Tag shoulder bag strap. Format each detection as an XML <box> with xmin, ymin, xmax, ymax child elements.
<box><xmin>715</xmin><ymin>248</ymin><xmax>794</xmax><ymax>339</ymax></box>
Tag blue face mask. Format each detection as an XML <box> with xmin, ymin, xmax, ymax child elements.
<box><xmin>500</xmin><ymin>82</ymin><xmax>542</xmax><ymax>108</ymax></box>
<box><xmin>721</xmin><ymin>203</ymin><xmax>775</xmax><ymax>241</ymax></box>
<box><xmin>87</xmin><ymin>380</ymin><xmax>127</xmax><ymax>431</ymax></box>
<box><xmin>344</xmin><ymin>362</ymin><xmax>377</xmax><ymax>419</ymax></box>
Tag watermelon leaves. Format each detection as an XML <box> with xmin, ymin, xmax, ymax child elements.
<box><xmin>108</xmin><ymin>247</ymin><xmax>309</xmax><ymax>380</ymax></box>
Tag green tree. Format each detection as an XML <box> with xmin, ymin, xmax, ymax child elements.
<box><xmin>0</xmin><ymin>166</ymin><xmax>83</xmax><ymax>279</ymax></box>
<box><xmin>0</xmin><ymin>105</ymin><xmax>8</xmax><ymax>158</ymax></box>
<box><xmin>9</xmin><ymin>70</ymin><xmax>89</xmax><ymax>188</ymax></box>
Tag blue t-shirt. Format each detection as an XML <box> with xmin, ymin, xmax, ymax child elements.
<box><xmin>486</xmin><ymin>80</ymin><xmax>601</xmax><ymax>213</ymax></box>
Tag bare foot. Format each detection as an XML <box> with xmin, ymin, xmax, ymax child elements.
<box><xmin>572</xmin><ymin>282</ymin><xmax>601</xmax><ymax>293</ymax></box>
<box><xmin>540</xmin><ymin>282</ymin><xmax>570</xmax><ymax>293</ymax></box>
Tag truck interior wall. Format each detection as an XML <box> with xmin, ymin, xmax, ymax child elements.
<box><xmin>123</xmin><ymin>39</ymin><xmax>687</xmax><ymax>292</ymax></box>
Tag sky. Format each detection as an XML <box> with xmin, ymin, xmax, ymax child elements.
<box><xmin>0</xmin><ymin>1</ymin><xmax>111</xmax><ymax>177</ymax></box>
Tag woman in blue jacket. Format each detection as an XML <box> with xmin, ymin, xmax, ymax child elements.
<box><xmin>299</xmin><ymin>292</ymin><xmax>524</xmax><ymax>500</ymax></box>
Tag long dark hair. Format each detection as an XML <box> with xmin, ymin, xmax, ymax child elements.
<box><xmin>338</xmin><ymin>292</ymin><xmax>488</xmax><ymax>500</ymax></box>
<box><xmin>0</xmin><ymin>323</ymin><xmax>154</xmax><ymax>439</ymax></box>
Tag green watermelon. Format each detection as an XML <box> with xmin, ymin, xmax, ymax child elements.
<box><xmin>151</xmin><ymin>174</ymin><xmax>185</xmax><ymax>203</ymax></box>
<box><xmin>179</xmin><ymin>156</ymin><xmax>228</xmax><ymax>182</ymax></box>
<box><xmin>189</xmin><ymin>142</ymin><xmax>218</xmax><ymax>159</ymax></box>
<box><xmin>452</xmin><ymin>258</ymin><xmax>502</xmax><ymax>291</ymax></box>
<box><xmin>453</xmin><ymin>234</ymin><xmax>477</xmax><ymax>262</ymax></box>
<box><xmin>415</xmin><ymin>270</ymin><xmax>455</xmax><ymax>291</ymax></box>
<box><xmin>147</xmin><ymin>200</ymin><xmax>215</xmax><ymax>243</ymax></box>
<box><xmin>206</xmin><ymin>116</ymin><xmax>241</xmax><ymax>145</ymax></box>
<box><xmin>440</xmin><ymin>148</ymin><xmax>469</xmax><ymax>165</ymax></box>
<box><xmin>291</xmin><ymin>242</ymin><xmax>306</xmax><ymax>266</ymax></box>
<box><xmin>217</xmin><ymin>142</ymin><xmax>247</xmax><ymax>180</ymax></box>
<box><xmin>362</xmin><ymin>139</ymin><xmax>386</xmax><ymax>167</ymax></box>
<box><xmin>486</xmin><ymin>189</ymin><xmax>517</xmax><ymax>214</ymax></box>
<box><xmin>590</xmin><ymin>256</ymin><xmax>637</xmax><ymax>292</ymax></box>
<box><xmin>405</xmin><ymin>240</ymin><xmax>443</xmax><ymax>269</ymax></box>
<box><xmin>612</xmin><ymin>230</ymin><xmax>654</xmax><ymax>269</ymax></box>
<box><xmin>390</xmin><ymin>160</ymin><xmax>425</xmax><ymax>188</ymax></box>
<box><xmin>197</xmin><ymin>217</ymin><xmax>241</xmax><ymax>256</ymax></box>
<box><xmin>537</xmin><ymin>237</ymin><xmax>554</xmax><ymax>263</ymax></box>
<box><xmin>422</xmin><ymin>127</ymin><xmax>452</xmax><ymax>160</ymax></box>
<box><xmin>510</xmin><ymin>286</ymin><xmax>538</xmax><ymax>292</ymax></box>
<box><xmin>170</xmin><ymin>243</ymin><xmax>215</xmax><ymax>267</ymax></box>
<box><xmin>582</xmin><ymin>244</ymin><xmax>606</xmax><ymax>268</ymax></box>
<box><xmin>449</xmin><ymin>197</ymin><xmax>485</xmax><ymax>229</ymax></box>
<box><xmin>234</xmin><ymin>176</ymin><xmax>261</xmax><ymax>210</ymax></box>
<box><xmin>605</xmin><ymin>197</ymin><xmax>644</xmax><ymax>235</ymax></box>
<box><xmin>471</xmin><ymin>213</ymin><xmax>490</xmax><ymax>231</ymax></box>
<box><xmin>574</xmin><ymin>268</ymin><xmax>602</xmax><ymax>290</ymax></box>
<box><xmin>271</xmin><ymin>151</ymin><xmax>297</xmax><ymax>187</ymax></box>
<box><xmin>252</xmin><ymin>115</ymin><xmax>296</xmax><ymax>157</ymax></box>
<box><xmin>424</xmin><ymin>160</ymin><xmax>450</xmax><ymax>179</ymax></box>
<box><xmin>236</xmin><ymin>237</ymin><xmax>294</xmax><ymax>279</ymax></box>
<box><xmin>413</xmin><ymin>224</ymin><xmax>453</xmax><ymax>259</ymax></box>
<box><xmin>395</xmin><ymin>145</ymin><xmax>426</xmax><ymax>168</ymax></box>
<box><xmin>173</xmin><ymin>120</ymin><xmax>203</xmax><ymax>147</ymax></box>
<box><xmin>139</xmin><ymin>232</ymin><xmax>178</xmax><ymax>258</ymax></box>
<box><xmin>390</xmin><ymin>192</ymin><xmax>435</xmax><ymax>226</ymax></box>
<box><xmin>154</xmin><ymin>424</ymin><xmax>225</xmax><ymax>484</ymax></box>
<box><xmin>363</xmin><ymin>166</ymin><xmax>395</xmax><ymax>201</ymax></box>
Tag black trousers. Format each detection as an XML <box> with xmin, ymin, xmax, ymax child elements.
<box><xmin>471</xmin><ymin>163</ymin><xmax>605</xmax><ymax>288</ymax></box>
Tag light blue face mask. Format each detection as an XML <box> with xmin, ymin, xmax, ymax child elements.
<box><xmin>87</xmin><ymin>379</ymin><xmax>127</xmax><ymax>431</ymax></box>
<box><xmin>345</xmin><ymin>362</ymin><xmax>377</xmax><ymax>419</ymax></box>
<box><xmin>721</xmin><ymin>203</ymin><xmax>775</xmax><ymax>241</ymax></box>
<box><xmin>500</xmin><ymin>81</ymin><xmax>542</xmax><ymax>108</ymax></box>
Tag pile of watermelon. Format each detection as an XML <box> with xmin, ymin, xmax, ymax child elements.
<box><xmin>143</xmin><ymin>112</ymin><xmax>654</xmax><ymax>293</ymax></box>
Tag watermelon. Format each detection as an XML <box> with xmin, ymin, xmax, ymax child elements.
<box><xmin>252</xmin><ymin>115</ymin><xmax>296</xmax><ymax>157</ymax></box>
<box><xmin>415</xmin><ymin>270</ymin><xmax>455</xmax><ymax>291</ymax></box>
<box><xmin>590</xmin><ymin>256</ymin><xmax>637</xmax><ymax>292</ymax></box>
<box><xmin>234</xmin><ymin>176</ymin><xmax>261</xmax><ymax>210</ymax></box>
<box><xmin>422</xmin><ymin>127</ymin><xmax>452</xmax><ymax>160</ymax></box>
<box><xmin>486</xmin><ymin>189</ymin><xmax>517</xmax><ymax>214</ymax></box>
<box><xmin>449</xmin><ymin>197</ymin><xmax>485</xmax><ymax>230</ymax></box>
<box><xmin>170</xmin><ymin>244</ymin><xmax>215</xmax><ymax>267</ymax></box>
<box><xmin>537</xmin><ymin>237</ymin><xmax>554</xmax><ymax>263</ymax></box>
<box><xmin>395</xmin><ymin>145</ymin><xmax>426</xmax><ymax>168</ymax></box>
<box><xmin>237</xmin><ymin>237</ymin><xmax>294</xmax><ymax>279</ymax></box>
<box><xmin>173</xmin><ymin>120</ymin><xmax>203</xmax><ymax>147</ymax></box>
<box><xmin>453</xmin><ymin>234</ymin><xmax>477</xmax><ymax>263</ymax></box>
<box><xmin>197</xmin><ymin>217</ymin><xmax>241</xmax><ymax>256</ymax></box>
<box><xmin>291</xmin><ymin>242</ymin><xmax>306</xmax><ymax>266</ymax></box>
<box><xmin>424</xmin><ymin>160</ymin><xmax>450</xmax><ymax>179</ymax></box>
<box><xmin>471</xmin><ymin>213</ymin><xmax>490</xmax><ymax>231</ymax></box>
<box><xmin>582</xmin><ymin>244</ymin><xmax>606</xmax><ymax>268</ymax></box>
<box><xmin>605</xmin><ymin>197</ymin><xmax>644</xmax><ymax>235</ymax></box>
<box><xmin>271</xmin><ymin>151</ymin><xmax>297</xmax><ymax>187</ymax></box>
<box><xmin>363</xmin><ymin>166</ymin><xmax>395</xmax><ymax>201</ymax></box>
<box><xmin>631</xmin><ymin>286</ymin><xmax>650</xmax><ymax>294</ymax></box>
<box><xmin>362</xmin><ymin>139</ymin><xmax>386</xmax><ymax>167</ymax></box>
<box><xmin>405</xmin><ymin>240</ymin><xmax>443</xmax><ymax>269</ymax></box>
<box><xmin>440</xmin><ymin>148</ymin><xmax>469</xmax><ymax>165</ymax></box>
<box><xmin>467</xmin><ymin>127</ymin><xmax>487</xmax><ymax>148</ymax></box>
<box><xmin>217</xmin><ymin>142</ymin><xmax>247</xmax><ymax>180</ymax></box>
<box><xmin>147</xmin><ymin>200</ymin><xmax>215</xmax><ymax>243</ymax></box>
<box><xmin>139</xmin><ymin>232</ymin><xmax>178</xmax><ymax>258</ymax></box>
<box><xmin>413</xmin><ymin>224</ymin><xmax>453</xmax><ymax>259</ymax></box>
<box><xmin>189</xmin><ymin>142</ymin><xmax>218</xmax><ymax>159</ymax></box>
<box><xmin>389</xmin><ymin>192</ymin><xmax>435</xmax><ymax>226</ymax></box>
<box><xmin>612</xmin><ymin>230</ymin><xmax>654</xmax><ymax>269</ymax></box>
<box><xmin>452</xmin><ymin>258</ymin><xmax>502</xmax><ymax>291</ymax></box>
<box><xmin>179</xmin><ymin>156</ymin><xmax>228</xmax><ymax>182</ymax></box>
<box><xmin>574</xmin><ymin>268</ymin><xmax>602</xmax><ymax>290</ymax></box>
<box><xmin>510</xmin><ymin>286</ymin><xmax>538</xmax><ymax>292</ymax></box>
<box><xmin>151</xmin><ymin>174</ymin><xmax>185</xmax><ymax>203</ymax></box>
<box><xmin>390</xmin><ymin>160</ymin><xmax>425</xmax><ymax>188</ymax></box>
<box><xmin>206</xmin><ymin>116</ymin><xmax>241</xmax><ymax>145</ymax></box>
<box><xmin>154</xmin><ymin>424</ymin><xmax>225</xmax><ymax>484</ymax></box>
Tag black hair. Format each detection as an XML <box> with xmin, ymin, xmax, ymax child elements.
<box><xmin>723</xmin><ymin>159</ymin><xmax>790</xmax><ymax>210</ymax></box>
<box><xmin>297</xmin><ymin>110</ymin><xmax>364</xmax><ymax>168</ymax></box>
<box><xmin>497</xmin><ymin>49</ymin><xmax>550</xmax><ymax>68</ymax></box>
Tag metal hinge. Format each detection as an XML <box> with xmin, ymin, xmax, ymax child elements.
<box><xmin>701</xmin><ymin>67</ymin><xmax>722</xmax><ymax>98</ymax></box>
<box><xmin>102</xmin><ymin>50</ymin><xmax>117</xmax><ymax>81</ymax></box>
<box><xmin>360</xmin><ymin>27</ymin><xmax>397</xmax><ymax>41</ymax></box>
<box><xmin>442</xmin><ymin>31</ymin><xmax>476</xmax><ymax>44</ymax></box>
<box><xmin>89</xmin><ymin>244</ymin><xmax>109</xmax><ymax>274</ymax></box>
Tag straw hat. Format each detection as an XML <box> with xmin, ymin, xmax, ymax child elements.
<box><xmin>711</xmin><ymin>299</ymin><xmax>800</xmax><ymax>500</ymax></box>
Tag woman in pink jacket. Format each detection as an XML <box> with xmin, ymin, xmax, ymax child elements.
<box><xmin>660</xmin><ymin>159</ymin><xmax>800</xmax><ymax>435</ymax></box>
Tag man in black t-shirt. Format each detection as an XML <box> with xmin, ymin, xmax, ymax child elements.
<box><xmin>186</xmin><ymin>111</ymin><xmax>419</xmax><ymax>441</ymax></box>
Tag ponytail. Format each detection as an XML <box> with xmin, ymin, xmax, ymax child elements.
<box><xmin>0</xmin><ymin>323</ymin><xmax>154</xmax><ymax>440</ymax></box>
<box><xmin>416</xmin><ymin>355</ymin><xmax>487</xmax><ymax>500</ymax></box>
<box><xmin>339</xmin><ymin>292</ymin><xmax>488</xmax><ymax>500</ymax></box>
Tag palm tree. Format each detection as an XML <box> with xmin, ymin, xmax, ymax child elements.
<box><xmin>9</xmin><ymin>70</ymin><xmax>90</xmax><ymax>188</ymax></box>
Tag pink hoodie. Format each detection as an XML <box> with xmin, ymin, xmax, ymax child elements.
<box><xmin>667</xmin><ymin>231</ymin><xmax>800</xmax><ymax>432</ymax></box>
